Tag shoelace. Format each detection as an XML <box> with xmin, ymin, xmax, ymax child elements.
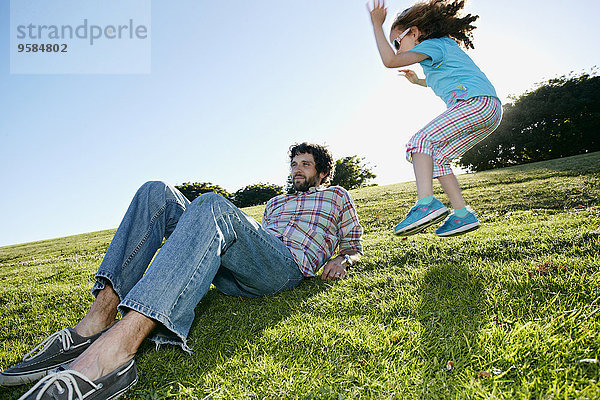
<box><xmin>23</xmin><ymin>328</ymin><xmax>74</xmax><ymax>362</ymax></box>
<box><xmin>18</xmin><ymin>369</ymin><xmax>101</xmax><ymax>400</ymax></box>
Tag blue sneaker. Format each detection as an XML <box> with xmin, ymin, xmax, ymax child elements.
<box><xmin>394</xmin><ymin>198</ymin><xmax>449</xmax><ymax>236</ymax></box>
<box><xmin>435</xmin><ymin>208</ymin><xmax>480</xmax><ymax>237</ymax></box>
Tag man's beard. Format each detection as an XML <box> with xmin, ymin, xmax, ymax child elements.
<box><xmin>293</xmin><ymin>173</ymin><xmax>321</xmax><ymax>192</ymax></box>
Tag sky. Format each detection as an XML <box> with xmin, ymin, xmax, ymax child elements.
<box><xmin>1</xmin><ymin>0</ymin><xmax>599</xmax><ymax>247</ymax></box>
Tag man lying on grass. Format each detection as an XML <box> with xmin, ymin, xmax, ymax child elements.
<box><xmin>1</xmin><ymin>142</ymin><xmax>363</xmax><ymax>400</ymax></box>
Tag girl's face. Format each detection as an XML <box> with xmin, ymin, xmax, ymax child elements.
<box><xmin>389</xmin><ymin>26</ymin><xmax>420</xmax><ymax>53</ymax></box>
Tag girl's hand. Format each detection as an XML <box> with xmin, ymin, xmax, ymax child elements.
<box><xmin>398</xmin><ymin>69</ymin><xmax>419</xmax><ymax>83</ymax></box>
<box><xmin>366</xmin><ymin>0</ymin><xmax>387</xmax><ymax>26</ymax></box>
<box><xmin>366</xmin><ymin>2</ymin><xmax>427</xmax><ymax>68</ymax></box>
<box><xmin>398</xmin><ymin>69</ymin><xmax>426</xmax><ymax>86</ymax></box>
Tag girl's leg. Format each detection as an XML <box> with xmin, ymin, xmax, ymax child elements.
<box><xmin>394</xmin><ymin>152</ymin><xmax>449</xmax><ymax>236</ymax></box>
<box><xmin>407</xmin><ymin>96</ymin><xmax>502</xmax><ymax>183</ymax></box>
<box><xmin>437</xmin><ymin>173</ymin><xmax>466</xmax><ymax>210</ymax></box>
<box><xmin>412</xmin><ymin>153</ymin><xmax>434</xmax><ymax>199</ymax></box>
<box><xmin>398</xmin><ymin>96</ymin><xmax>502</xmax><ymax>236</ymax></box>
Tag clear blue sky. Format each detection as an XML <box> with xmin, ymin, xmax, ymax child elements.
<box><xmin>1</xmin><ymin>0</ymin><xmax>599</xmax><ymax>246</ymax></box>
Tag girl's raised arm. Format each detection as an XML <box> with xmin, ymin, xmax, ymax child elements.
<box><xmin>366</xmin><ymin>0</ymin><xmax>427</xmax><ymax>68</ymax></box>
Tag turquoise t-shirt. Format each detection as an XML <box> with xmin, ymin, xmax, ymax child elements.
<box><xmin>410</xmin><ymin>37</ymin><xmax>498</xmax><ymax>107</ymax></box>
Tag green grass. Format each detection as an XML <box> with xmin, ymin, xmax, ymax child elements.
<box><xmin>1</xmin><ymin>152</ymin><xmax>599</xmax><ymax>399</ymax></box>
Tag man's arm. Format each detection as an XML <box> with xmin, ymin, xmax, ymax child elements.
<box><xmin>321</xmin><ymin>189</ymin><xmax>363</xmax><ymax>280</ymax></box>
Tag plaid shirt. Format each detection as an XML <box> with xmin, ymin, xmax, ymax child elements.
<box><xmin>262</xmin><ymin>186</ymin><xmax>363</xmax><ymax>277</ymax></box>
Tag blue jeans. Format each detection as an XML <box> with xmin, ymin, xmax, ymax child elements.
<box><xmin>92</xmin><ymin>181</ymin><xmax>304</xmax><ymax>352</ymax></box>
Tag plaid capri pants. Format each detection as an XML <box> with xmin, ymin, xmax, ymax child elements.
<box><xmin>406</xmin><ymin>96</ymin><xmax>502</xmax><ymax>178</ymax></box>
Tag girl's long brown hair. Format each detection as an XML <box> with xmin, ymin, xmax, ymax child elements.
<box><xmin>391</xmin><ymin>0</ymin><xmax>479</xmax><ymax>49</ymax></box>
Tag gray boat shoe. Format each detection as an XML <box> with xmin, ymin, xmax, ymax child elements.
<box><xmin>17</xmin><ymin>359</ymin><xmax>138</xmax><ymax>400</ymax></box>
<box><xmin>0</xmin><ymin>327</ymin><xmax>103</xmax><ymax>387</ymax></box>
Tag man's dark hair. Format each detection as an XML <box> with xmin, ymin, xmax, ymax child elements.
<box><xmin>289</xmin><ymin>142</ymin><xmax>335</xmax><ymax>187</ymax></box>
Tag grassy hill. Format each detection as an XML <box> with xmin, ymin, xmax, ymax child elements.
<box><xmin>1</xmin><ymin>153</ymin><xmax>599</xmax><ymax>399</ymax></box>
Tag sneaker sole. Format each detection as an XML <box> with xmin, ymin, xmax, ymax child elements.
<box><xmin>0</xmin><ymin>369</ymin><xmax>49</xmax><ymax>387</ymax></box>
<box><xmin>436</xmin><ymin>222</ymin><xmax>480</xmax><ymax>237</ymax></box>
<box><xmin>394</xmin><ymin>208</ymin><xmax>449</xmax><ymax>236</ymax></box>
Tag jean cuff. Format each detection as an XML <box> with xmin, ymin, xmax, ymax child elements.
<box><xmin>118</xmin><ymin>298</ymin><xmax>192</xmax><ymax>355</ymax></box>
<box><xmin>92</xmin><ymin>271</ymin><xmax>125</xmax><ymax>301</ymax></box>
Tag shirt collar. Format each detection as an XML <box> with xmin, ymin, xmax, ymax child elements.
<box><xmin>295</xmin><ymin>185</ymin><xmax>326</xmax><ymax>195</ymax></box>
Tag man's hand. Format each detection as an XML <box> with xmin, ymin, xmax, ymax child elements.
<box><xmin>367</xmin><ymin>0</ymin><xmax>387</xmax><ymax>26</ymax></box>
<box><xmin>321</xmin><ymin>256</ymin><xmax>347</xmax><ymax>280</ymax></box>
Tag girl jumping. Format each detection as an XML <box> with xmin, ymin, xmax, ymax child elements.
<box><xmin>367</xmin><ymin>0</ymin><xmax>502</xmax><ymax>237</ymax></box>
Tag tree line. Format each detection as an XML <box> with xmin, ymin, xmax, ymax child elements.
<box><xmin>176</xmin><ymin>155</ymin><xmax>376</xmax><ymax>207</ymax></box>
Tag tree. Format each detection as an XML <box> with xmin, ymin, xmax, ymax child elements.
<box><xmin>233</xmin><ymin>183</ymin><xmax>283</xmax><ymax>208</ymax></box>
<box><xmin>285</xmin><ymin>155</ymin><xmax>377</xmax><ymax>193</ymax></box>
<box><xmin>175</xmin><ymin>182</ymin><xmax>231</xmax><ymax>202</ymax></box>
<box><xmin>459</xmin><ymin>69</ymin><xmax>600</xmax><ymax>171</ymax></box>
<box><xmin>330</xmin><ymin>156</ymin><xmax>376</xmax><ymax>190</ymax></box>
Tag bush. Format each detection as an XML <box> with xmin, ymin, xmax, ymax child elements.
<box><xmin>175</xmin><ymin>182</ymin><xmax>231</xmax><ymax>202</ymax></box>
<box><xmin>233</xmin><ymin>183</ymin><xmax>283</xmax><ymax>207</ymax></box>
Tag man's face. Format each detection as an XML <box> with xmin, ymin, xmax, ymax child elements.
<box><xmin>290</xmin><ymin>152</ymin><xmax>326</xmax><ymax>192</ymax></box>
